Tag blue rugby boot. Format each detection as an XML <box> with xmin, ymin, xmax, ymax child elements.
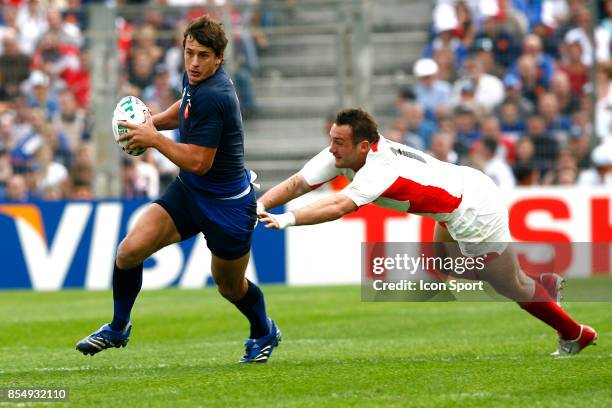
<box><xmin>239</xmin><ymin>319</ymin><xmax>281</xmax><ymax>363</ymax></box>
<box><xmin>76</xmin><ymin>323</ymin><xmax>132</xmax><ymax>356</ymax></box>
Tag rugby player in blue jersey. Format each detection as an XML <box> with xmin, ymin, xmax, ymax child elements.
<box><xmin>76</xmin><ymin>16</ymin><xmax>281</xmax><ymax>363</ymax></box>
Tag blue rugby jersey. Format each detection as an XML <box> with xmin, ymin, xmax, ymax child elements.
<box><xmin>177</xmin><ymin>67</ymin><xmax>249</xmax><ymax>198</ymax></box>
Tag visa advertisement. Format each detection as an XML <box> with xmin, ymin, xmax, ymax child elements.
<box><xmin>0</xmin><ymin>188</ymin><xmax>610</xmax><ymax>290</ymax></box>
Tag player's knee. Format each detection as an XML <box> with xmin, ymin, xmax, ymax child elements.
<box><xmin>217</xmin><ymin>281</ymin><xmax>244</xmax><ymax>301</ymax></box>
<box><xmin>490</xmin><ymin>275</ymin><xmax>527</xmax><ymax>301</ymax></box>
<box><xmin>116</xmin><ymin>238</ymin><xmax>145</xmax><ymax>268</ymax></box>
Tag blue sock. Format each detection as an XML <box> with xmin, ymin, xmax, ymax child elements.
<box><xmin>231</xmin><ymin>280</ymin><xmax>270</xmax><ymax>339</ymax></box>
<box><xmin>110</xmin><ymin>263</ymin><xmax>143</xmax><ymax>331</ymax></box>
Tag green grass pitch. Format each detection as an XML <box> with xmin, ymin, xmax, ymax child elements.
<box><xmin>0</xmin><ymin>284</ymin><xmax>610</xmax><ymax>407</ymax></box>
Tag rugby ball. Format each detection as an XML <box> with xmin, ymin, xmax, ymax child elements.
<box><xmin>112</xmin><ymin>96</ymin><xmax>148</xmax><ymax>156</ymax></box>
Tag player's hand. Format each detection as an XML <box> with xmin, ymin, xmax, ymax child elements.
<box><xmin>259</xmin><ymin>211</ymin><xmax>296</xmax><ymax>230</ymax></box>
<box><xmin>118</xmin><ymin>110</ymin><xmax>159</xmax><ymax>150</ymax></box>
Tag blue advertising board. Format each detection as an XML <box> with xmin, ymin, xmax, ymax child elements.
<box><xmin>0</xmin><ymin>201</ymin><xmax>286</xmax><ymax>290</ymax></box>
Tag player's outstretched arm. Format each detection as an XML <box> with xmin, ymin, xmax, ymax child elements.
<box><xmin>119</xmin><ymin>111</ymin><xmax>216</xmax><ymax>175</ymax></box>
<box><xmin>257</xmin><ymin>174</ymin><xmax>312</xmax><ymax>215</ymax></box>
<box><xmin>152</xmin><ymin>100</ymin><xmax>181</xmax><ymax>131</ymax></box>
<box><xmin>259</xmin><ymin>193</ymin><xmax>357</xmax><ymax>230</ymax></box>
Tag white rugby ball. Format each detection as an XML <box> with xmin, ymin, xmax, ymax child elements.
<box><xmin>112</xmin><ymin>96</ymin><xmax>148</xmax><ymax>156</ymax></box>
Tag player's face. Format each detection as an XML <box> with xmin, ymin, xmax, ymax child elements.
<box><xmin>184</xmin><ymin>36</ymin><xmax>222</xmax><ymax>85</ymax></box>
<box><xmin>328</xmin><ymin>124</ymin><xmax>369</xmax><ymax>171</ymax></box>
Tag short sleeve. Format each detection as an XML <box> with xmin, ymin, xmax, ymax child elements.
<box><xmin>339</xmin><ymin>158</ymin><xmax>398</xmax><ymax>207</ymax></box>
<box><xmin>187</xmin><ymin>94</ymin><xmax>226</xmax><ymax>148</ymax></box>
<box><xmin>299</xmin><ymin>148</ymin><xmax>342</xmax><ymax>188</ymax></box>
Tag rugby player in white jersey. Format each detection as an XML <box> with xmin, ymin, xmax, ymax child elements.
<box><xmin>258</xmin><ymin>108</ymin><xmax>596</xmax><ymax>356</ymax></box>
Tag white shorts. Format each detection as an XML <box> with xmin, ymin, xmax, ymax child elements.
<box><xmin>445</xmin><ymin>166</ymin><xmax>511</xmax><ymax>257</ymax></box>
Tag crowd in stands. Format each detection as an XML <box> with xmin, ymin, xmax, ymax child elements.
<box><xmin>0</xmin><ymin>0</ymin><xmax>93</xmax><ymax>201</ymax></box>
<box><xmin>388</xmin><ymin>0</ymin><xmax>612</xmax><ymax>192</ymax></box>
<box><xmin>0</xmin><ymin>0</ymin><xmax>268</xmax><ymax>201</ymax></box>
<box><xmin>0</xmin><ymin>0</ymin><xmax>610</xmax><ymax>203</ymax></box>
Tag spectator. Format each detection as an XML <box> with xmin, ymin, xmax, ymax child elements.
<box><xmin>471</xmin><ymin>37</ymin><xmax>505</xmax><ymax>78</ymax></box>
<box><xmin>548</xmin><ymin>148</ymin><xmax>579</xmax><ymax>185</ymax></box>
<box><xmin>541</xmin><ymin>0</ymin><xmax>571</xmax><ymax>29</ymax></box>
<box><xmin>24</xmin><ymin>70</ymin><xmax>60</xmax><ymax>119</ymax></box>
<box><xmin>526</xmin><ymin>114</ymin><xmax>559</xmax><ymax>175</ymax></box>
<box><xmin>453</xmin><ymin>104</ymin><xmax>480</xmax><ymax>159</ymax></box>
<box><xmin>395</xmin><ymin>85</ymin><xmax>415</xmax><ymax>117</ymax></box>
<box><xmin>385</xmin><ymin>118</ymin><xmax>407</xmax><ymax>144</ymax></box>
<box><xmin>52</xmin><ymin>88</ymin><xmax>89</xmax><ymax>152</ymax></box>
<box><xmin>473</xmin><ymin>10</ymin><xmax>521</xmax><ymax>68</ymax></box>
<box><xmin>142</xmin><ymin>64</ymin><xmax>173</xmax><ymax>112</ymax></box>
<box><xmin>61</xmin><ymin>50</ymin><xmax>91</xmax><ymax>108</ymax></box>
<box><xmin>69</xmin><ymin>178</ymin><xmax>94</xmax><ymax>200</ymax></box>
<box><xmin>128</xmin><ymin>48</ymin><xmax>156</xmax><ymax>91</ymax></box>
<box><xmin>601</xmin><ymin>0</ymin><xmax>612</xmax><ymax>36</ymax></box>
<box><xmin>40</xmin><ymin>122</ymin><xmax>71</xmax><ymax>170</ymax></box>
<box><xmin>412</xmin><ymin>58</ymin><xmax>452</xmax><ymax>119</ymax></box>
<box><xmin>476</xmin><ymin>137</ymin><xmax>516</xmax><ymax>192</ymax></box>
<box><xmin>142</xmin><ymin>9</ymin><xmax>178</xmax><ymax>51</ymax></box>
<box><xmin>62</xmin><ymin>0</ymin><xmax>88</xmax><ymax>31</ymax></box>
<box><xmin>400</xmin><ymin>102</ymin><xmax>437</xmax><ymax>150</ymax></box>
<box><xmin>452</xmin><ymin>78</ymin><xmax>485</xmax><ymax>116</ymax></box>
<box><xmin>121</xmin><ymin>158</ymin><xmax>144</xmax><ymax>200</ymax></box>
<box><xmin>0</xmin><ymin>29</ymin><xmax>31</xmax><ymax>99</ymax></box>
<box><xmin>538</xmin><ymin>92</ymin><xmax>572</xmax><ymax>142</ymax></box>
<box><xmin>515</xmin><ymin>134</ymin><xmax>536</xmax><ymax>165</ymax></box>
<box><xmin>513</xmin><ymin>136</ymin><xmax>539</xmax><ymax>185</ymax></box>
<box><xmin>454</xmin><ymin>0</ymin><xmax>477</xmax><ymax>49</ymax></box>
<box><xmin>513</xmin><ymin>161</ymin><xmax>539</xmax><ymax>186</ymax></box>
<box><xmin>131</xmin><ymin>24</ymin><xmax>164</xmax><ymax>67</ymax></box>
<box><xmin>497</xmin><ymin>99</ymin><xmax>527</xmax><ymax>140</ymax></box>
<box><xmin>564</xmin><ymin>6</ymin><xmax>610</xmax><ymax>65</ymax></box>
<box><xmin>507</xmin><ymin>34</ymin><xmax>555</xmax><ymax>88</ymax></box>
<box><xmin>452</xmin><ymin>56</ymin><xmax>505</xmax><ymax>113</ymax></box>
<box><xmin>426</xmin><ymin>4</ymin><xmax>468</xmax><ymax>70</ymax></box>
<box><xmin>16</xmin><ymin>0</ymin><xmax>48</xmax><ymax>55</ymax></box>
<box><xmin>69</xmin><ymin>161</ymin><xmax>94</xmax><ymax>199</ymax></box>
<box><xmin>510</xmin><ymin>54</ymin><xmax>548</xmax><ymax>105</ymax></box>
<box><xmin>3</xmin><ymin>174</ymin><xmax>29</xmax><ymax>202</ymax></box>
<box><xmin>121</xmin><ymin>155</ymin><xmax>159</xmax><ymax>200</ymax></box>
<box><xmin>567</xmin><ymin>126</ymin><xmax>591</xmax><ymax>170</ymax></box>
<box><xmin>480</xmin><ymin>115</ymin><xmax>515</xmax><ymax>163</ymax></box>
<box><xmin>428</xmin><ymin>131</ymin><xmax>458</xmax><ymax>164</ymax></box>
<box><xmin>577</xmin><ymin>141</ymin><xmax>612</xmax><ymax>186</ymax></box>
<box><xmin>0</xmin><ymin>6</ymin><xmax>19</xmax><ymax>54</ymax></box>
<box><xmin>29</xmin><ymin>32</ymin><xmax>80</xmax><ymax>85</ymax></box>
<box><xmin>550</xmin><ymin>70</ymin><xmax>581</xmax><ymax>115</ymax></box>
<box><xmin>34</xmin><ymin>143</ymin><xmax>68</xmax><ymax>197</ymax></box>
<box><xmin>45</xmin><ymin>7</ymin><xmax>83</xmax><ymax>48</ymax></box>
<box><xmin>496</xmin><ymin>0</ymin><xmax>529</xmax><ymax>35</ymax></box>
<box><xmin>432</xmin><ymin>47</ymin><xmax>457</xmax><ymax>82</ymax></box>
<box><xmin>558</xmin><ymin>39</ymin><xmax>589</xmax><ymax>95</ymax></box>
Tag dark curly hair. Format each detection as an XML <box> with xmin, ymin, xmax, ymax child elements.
<box><xmin>335</xmin><ymin>108</ymin><xmax>380</xmax><ymax>145</ymax></box>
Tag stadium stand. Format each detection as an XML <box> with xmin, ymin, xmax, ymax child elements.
<box><xmin>0</xmin><ymin>0</ymin><xmax>609</xmax><ymax>199</ymax></box>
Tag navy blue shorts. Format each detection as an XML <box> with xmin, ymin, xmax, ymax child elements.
<box><xmin>154</xmin><ymin>178</ymin><xmax>257</xmax><ymax>260</ymax></box>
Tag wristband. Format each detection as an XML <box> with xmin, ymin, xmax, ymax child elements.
<box><xmin>274</xmin><ymin>212</ymin><xmax>296</xmax><ymax>230</ymax></box>
<box><xmin>256</xmin><ymin>200</ymin><xmax>265</xmax><ymax>214</ymax></box>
